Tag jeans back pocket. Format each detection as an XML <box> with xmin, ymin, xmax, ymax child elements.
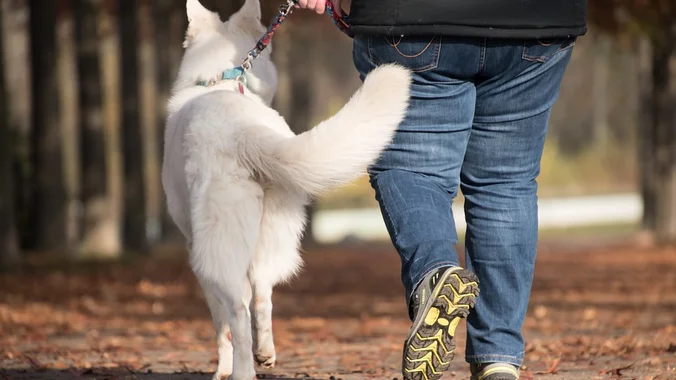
<box><xmin>522</xmin><ymin>37</ymin><xmax>576</xmax><ymax>63</ymax></box>
<box><xmin>367</xmin><ymin>35</ymin><xmax>442</xmax><ymax>72</ymax></box>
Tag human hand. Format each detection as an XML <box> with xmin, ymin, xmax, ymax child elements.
<box><xmin>296</xmin><ymin>0</ymin><xmax>342</xmax><ymax>15</ymax></box>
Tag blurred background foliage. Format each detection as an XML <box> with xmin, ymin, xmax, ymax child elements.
<box><xmin>0</xmin><ymin>0</ymin><xmax>675</xmax><ymax>265</ymax></box>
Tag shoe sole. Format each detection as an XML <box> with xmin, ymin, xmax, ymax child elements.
<box><xmin>402</xmin><ymin>268</ymin><xmax>480</xmax><ymax>380</ymax></box>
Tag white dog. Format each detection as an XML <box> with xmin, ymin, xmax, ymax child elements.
<box><xmin>161</xmin><ymin>0</ymin><xmax>411</xmax><ymax>379</ymax></box>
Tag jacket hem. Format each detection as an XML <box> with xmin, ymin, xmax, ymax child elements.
<box><xmin>349</xmin><ymin>24</ymin><xmax>588</xmax><ymax>39</ymax></box>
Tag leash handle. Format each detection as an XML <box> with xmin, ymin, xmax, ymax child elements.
<box><xmin>325</xmin><ymin>0</ymin><xmax>353</xmax><ymax>38</ymax></box>
<box><xmin>240</xmin><ymin>0</ymin><xmax>352</xmax><ymax>74</ymax></box>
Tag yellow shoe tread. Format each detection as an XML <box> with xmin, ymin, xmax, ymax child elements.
<box><xmin>403</xmin><ymin>269</ymin><xmax>480</xmax><ymax>380</ymax></box>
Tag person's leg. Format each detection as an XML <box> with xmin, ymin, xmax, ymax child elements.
<box><xmin>352</xmin><ymin>35</ymin><xmax>481</xmax><ymax>380</ymax></box>
<box><xmin>353</xmin><ymin>34</ymin><xmax>479</xmax><ymax>307</ymax></box>
<box><xmin>460</xmin><ymin>38</ymin><xmax>575</xmax><ymax>372</ymax></box>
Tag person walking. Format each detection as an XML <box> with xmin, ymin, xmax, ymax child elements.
<box><xmin>298</xmin><ymin>0</ymin><xmax>587</xmax><ymax>378</ymax></box>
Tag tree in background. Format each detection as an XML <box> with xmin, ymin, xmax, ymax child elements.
<box><xmin>272</xmin><ymin>16</ymin><xmax>319</xmax><ymax>246</ymax></box>
<box><xmin>29</xmin><ymin>0</ymin><xmax>68</xmax><ymax>250</ymax></box>
<box><xmin>152</xmin><ymin>0</ymin><xmax>183</xmax><ymax>243</ymax></box>
<box><xmin>75</xmin><ymin>0</ymin><xmax>119</xmax><ymax>256</ymax></box>
<box><xmin>0</xmin><ymin>0</ymin><xmax>20</xmax><ymax>265</ymax></box>
<box><xmin>119</xmin><ymin>0</ymin><xmax>147</xmax><ymax>250</ymax></box>
<box><xmin>590</xmin><ymin>1</ymin><xmax>676</xmax><ymax>244</ymax></box>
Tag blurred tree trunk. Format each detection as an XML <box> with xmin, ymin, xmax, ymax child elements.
<box><xmin>138</xmin><ymin>0</ymin><xmax>160</xmax><ymax>244</ymax></box>
<box><xmin>7</xmin><ymin>1</ymin><xmax>32</xmax><ymax>251</ymax></box>
<box><xmin>100</xmin><ymin>0</ymin><xmax>123</xmax><ymax>255</ymax></box>
<box><xmin>272</xmin><ymin>21</ymin><xmax>317</xmax><ymax>246</ymax></box>
<box><xmin>637</xmin><ymin>38</ymin><xmax>657</xmax><ymax>236</ymax></box>
<box><xmin>119</xmin><ymin>0</ymin><xmax>147</xmax><ymax>251</ymax></box>
<box><xmin>168</xmin><ymin>2</ymin><xmax>188</xmax><ymax>79</ymax></box>
<box><xmin>592</xmin><ymin>33</ymin><xmax>610</xmax><ymax>151</ymax></box>
<box><xmin>29</xmin><ymin>0</ymin><xmax>68</xmax><ymax>250</ymax></box>
<box><xmin>649</xmin><ymin>30</ymin><xmax>676</xmax><ymax>244</ymax></box>
<box><xmin>75</xmin><ymin>0</ymin><xmax>119</xmax><ymax>256</ymax></box>
<box><xmin>57</xmin><ymin>0</ymin><xmax>85</xmax><ymax>251</ymax></box>
<box><xmin>153</xmin><ymin>0</ymin><xmax>182</xmax><ymax>243</ymax></box>
<box><xmin>0</xmin><ymin>2</ymin><xmax>20</xmax><ymax>265</ymax></box>
<box><xmin>587</xmin><ymin>0</ymin><xmax>676</xmax><ymax>246</ymax></box>
<box><xmin>56</xmin><ymin>0</ymin><xmax>80</xmax><ymax>251</ymax></box>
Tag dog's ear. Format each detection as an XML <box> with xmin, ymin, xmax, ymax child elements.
<box><xmin>184</xmin><ymin>0</ymin><xmax>221</xmax><ymax>47</ymax></box>
<box><xmin>186</xmin><ymin>0</ymin><xmax>220</xmax><ymax>24</ymax></box>
<box><xmin>229</xmin><ymin>0</ymin><xmax>265</xmax><ymax>35</ymax></box>
<box><xmin>234</xmin><ymin>0</ymin><xmax>261</xmax><ymax>22</ymax></box>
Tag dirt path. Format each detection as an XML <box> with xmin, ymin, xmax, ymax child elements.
<box><xmin>1</xmin><ymin>243</ymin><xmax>675</xmax><ymax>379</ymax></box>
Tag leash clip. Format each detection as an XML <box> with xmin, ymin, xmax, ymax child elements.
<box><xmin>241</xmin><ymin>54</ymin><xmax>254</xmax><ymax>72</ymax></box>
<box><xmin>280</xmin><ymin>0</ymin><xmax>298</xmax><ymax>16</ymax></box>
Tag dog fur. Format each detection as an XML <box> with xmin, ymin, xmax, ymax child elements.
<box><xmin>161</xmin><ymin>1</ymin><xmax>411</xmax><ymax>378</ymax></box>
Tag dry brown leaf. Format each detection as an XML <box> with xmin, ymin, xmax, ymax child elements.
<box><xmin>599</xmin><ymin>361</ymin><xmax>635</xmax><ymax>377</ymax></box>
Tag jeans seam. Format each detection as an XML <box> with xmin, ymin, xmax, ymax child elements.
<box><xmin>466</xmin><ymin>354</ymin><xmax>524</xmax><ymax>367</ymax></box>
<box><xmin>466</xmin><ymin>354</ymin><xmax>525</xmax><ymax>358</ymax></box>
<box><xmin>373</xmin><ymin>178</ymin><xmax>399</xmax><ymax>237</ymax></box>
<box><xmin>478</xmin><ymin>37</ymin><xmax>486</xmax><ymax>72</ymax></box>
<box><xmin>466</xmin><ymin>353</ymin><xmax>525</xmax><ymax>362</ymax></box>
<box><xmin>367</xmin><ymin>36</ymin><xmax>375</xmax><ymax>66</ymax></box>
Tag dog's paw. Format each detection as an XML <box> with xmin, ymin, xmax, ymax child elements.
<box><xmin>212</xmin><ymin>372</ymin><xmax>255</xmax><ymax>380</ymax></box>
<box><xmin>212</xmin><ymin>372</ymin><xmax>229</xmax><ymax>380</ymax></box>
<box><xmin>213</xmin><ymin>365</ymin><xmax>233</xmax><ymax>379</ymax></box>
<box><xmin>254</xmin><ymin>352</ymin><xmax>276</xmax><ymax>368</ymax></box>
<box><xmin>221</xmin><ymin>372</ymin><xmax>256</xmax><ymax>380</ymax></box>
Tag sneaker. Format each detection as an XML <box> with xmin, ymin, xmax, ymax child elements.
<box><xmin>470</xmin><ymin>363</ymin><xmax>521</xmax><ymax>380</ymax></box>
<box><xmin>402</xmin><ymin>266</ymin><xmax>480</xmax><ymax>380</ymax></box>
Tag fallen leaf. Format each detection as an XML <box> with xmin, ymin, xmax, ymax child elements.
<box><xmin>599</xmin><ymin>361</ymin><xmax>635</xmax><ymax>377</ymax></box>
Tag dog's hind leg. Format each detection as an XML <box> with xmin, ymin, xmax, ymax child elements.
<box><xmin>190</xmin><ymin>179</ymin><xmax>263</xmax><ymax>380</ymax></box>
<box><xmin>249</xmin><ymin>190</ymin><xmax>306</xmax><ymax>369</ymax></box>
<box><xmin>201</xmin><ymin>281</ymin><xmax>233</xmax><ymax>380</ymax></box>
<box><xmin>250</xmin><ymin>277</ymin><xmax>275</xmax><ymax>368</ymax></box>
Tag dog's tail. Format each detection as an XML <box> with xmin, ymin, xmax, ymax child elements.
<box><xmin>244</xmin><ymin>64</ymin><xmax>411</xmax><ymax>196</ymax></box>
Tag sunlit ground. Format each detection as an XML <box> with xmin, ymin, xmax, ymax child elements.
<box><xmin>1</xmin><ymin>235</ymin><xmax>674</xmax><ymax>379</ymax></box>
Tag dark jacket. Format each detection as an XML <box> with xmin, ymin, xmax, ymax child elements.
<box><xmin>347</xmin><ymin>0</ymin><xmax>587</xmax><ymax>39</ymax></box>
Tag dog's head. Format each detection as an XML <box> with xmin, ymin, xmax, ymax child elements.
<box><xmin>174</xmin><ymin>0</ymin><xmax>277</xmax><ymax>105</ymax></box>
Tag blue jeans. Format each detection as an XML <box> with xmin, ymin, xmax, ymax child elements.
<box><xmin>352</xmin><ymin>35</ymin><xmax>574</xmax><ymax>366</ymax></box>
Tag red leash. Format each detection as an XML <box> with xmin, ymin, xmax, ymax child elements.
<box><xmin>325</xmin><ymin>0</ymin><xmax>352</xmax><ymax>37</ymax></box>
<box><xmin>197</xmin><ymin>1</ymin><xmax>350</xmax><ymax>91</ymax></box>
<box><xmin>240</xmin><ymin>0</ymin><xmax>352</xmax><ymax>71</ymax></box>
